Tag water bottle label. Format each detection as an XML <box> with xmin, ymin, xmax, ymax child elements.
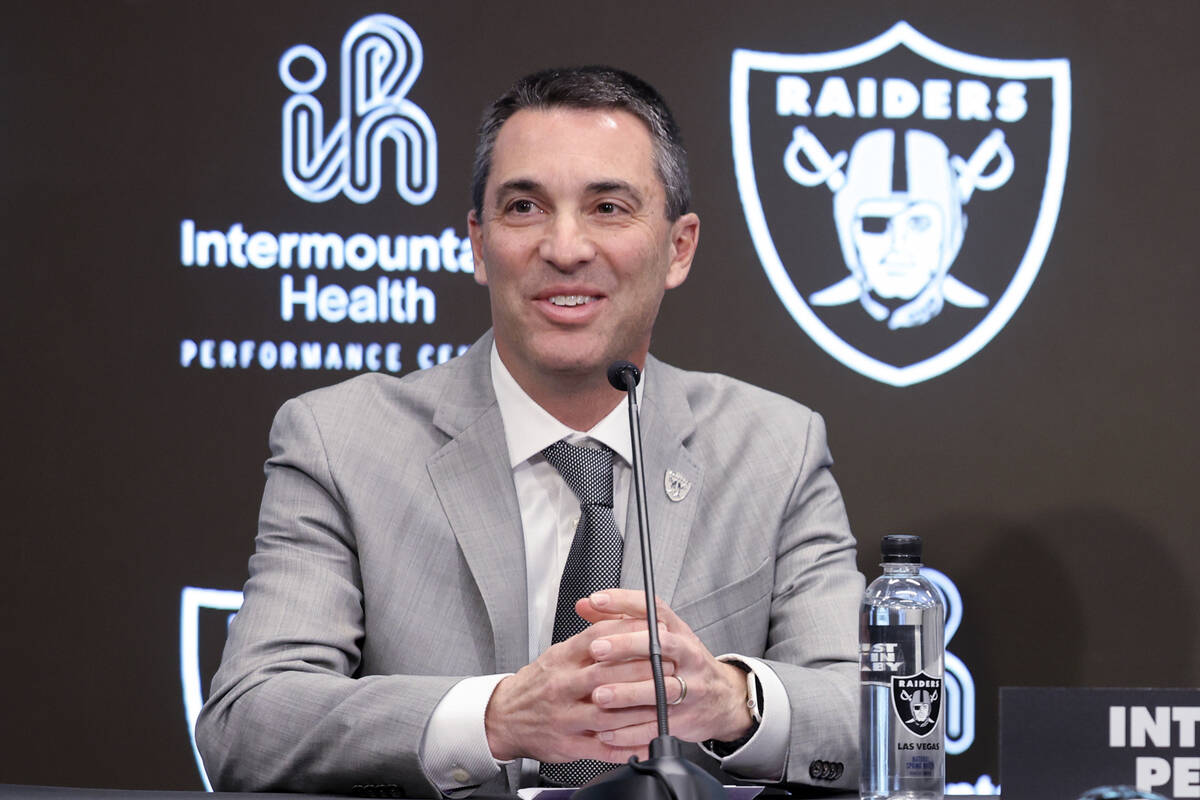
<box><xmin>860</xmin><ymin>625</ymin><xmax>916</xmax><ymax>683</ymax></box>
<box><xmin>891</xmin><ymin>672</ymin><xmax>943</xmax><ymax>738</ymax></box>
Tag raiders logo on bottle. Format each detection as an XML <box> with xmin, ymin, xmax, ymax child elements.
<box><xmin>892</xmin><ymin>671</ymin><xmax>943</xmax><ymax>737</ymax></box>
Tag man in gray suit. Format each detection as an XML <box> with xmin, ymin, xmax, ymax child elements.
<box><xmin>196</xmin><ymin>66</ymin><xmax>863</xmax><ymax>798</ymax></box>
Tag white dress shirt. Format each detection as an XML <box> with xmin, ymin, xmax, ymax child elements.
<box><xmin>419</xmin><ymin>346</ymin><xmax>790</xmax><ymax>793</ymax></box>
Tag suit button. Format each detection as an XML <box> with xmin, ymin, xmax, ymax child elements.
<box><xmin>451</xmin><ymin>767</ymin><xmax>471</xmax><ymax>783</ymax></box>
<box><xmin>808</xmin><ymin>759</ymin><xmax>842</xmax><ymax>781</ymax></box>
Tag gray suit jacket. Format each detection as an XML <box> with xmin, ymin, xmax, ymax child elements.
<box><xmin>196</xmin><ymin>333</ymin><xmax>863</xmax><ymax>797</ymax></box>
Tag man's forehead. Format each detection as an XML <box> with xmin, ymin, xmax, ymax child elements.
<box><xmin>486</xmin><ymin>107</ymin><xmax>659</xmax><ymax>193</ymax></box>
<box><xmin>497</xmin><ymin>105</ymin><xmax>650</xmax><ymax>138</ymax></box>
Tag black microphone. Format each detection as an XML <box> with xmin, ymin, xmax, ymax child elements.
<box><xmin>606</xmin><ymin>360</ymin><xmax>641</xmax><ymax>392</ymax></box>
<box><xmin>571</xmin><ymin>363</ymin><xmax>724</xmax><ymax>800</ymax></box>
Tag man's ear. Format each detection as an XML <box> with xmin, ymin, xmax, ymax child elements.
<box><xmin>664</xmin><ymin>212</ymin><xmax>700</xmax><ymax>290</ymax></box>
<box><xmin>467</xmin><ymin>209</ymin><xmax>488</xmax><ymax>285</ymax></box>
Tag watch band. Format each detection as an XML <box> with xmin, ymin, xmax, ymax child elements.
<box><xmin>703</xmin><ymin>659</ymin><xmax>764</xmax><ymax>756</ymax></box>
<box><xmin>744</xmin><ymin>667</ymin><xmax>763</xmax><ymax>724</ymax></box>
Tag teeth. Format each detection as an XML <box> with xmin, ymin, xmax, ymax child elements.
<box><xmin>548</xmin><ymin>295</ymin><xmax>594</xmax><ymax>307</ymax></box>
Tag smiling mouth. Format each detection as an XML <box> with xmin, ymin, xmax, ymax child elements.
<box><xmin>547</xmin><ymin>295</ymin><xmax>597</xmax><ymax>307</ymax></box>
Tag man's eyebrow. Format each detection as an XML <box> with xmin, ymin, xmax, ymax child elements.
<box><xmin>492</xmin><ymin>178</ymin><xmax>541</xmax><ymax>206</ymax></box>
<box><xmin>490</xmin><ymin>178</ymin><xmax>646</xmax><ymax>208</ymax></box>
<box><xmin>586</xmin><ymin>180</ymin><xmax>643</xmax><ymax>204</ymax></box>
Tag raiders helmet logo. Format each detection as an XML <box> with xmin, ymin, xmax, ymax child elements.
<box><xmin>893</xmin><ymin>672</ymin><xmax>944</xmax><ymax>737</ymax></box>
<box><xmin>731</xmin><ymin>22</ymin><xmax>1070</xmax><ymax>386</ymax></box>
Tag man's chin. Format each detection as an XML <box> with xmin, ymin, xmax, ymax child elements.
<box><xmin>539</xmin><ymin>355</ymin><xmax>613</xmax><ymax>381</ymax></box>
<box><xmin>531</xmin><ymin>333</ymin><xmax>644</xmax><ymax>376</ymax></box>
<box><xmin>507</xmin><ymin>328</ymin><xmax>648</xmax><ymax>387</ymax></box>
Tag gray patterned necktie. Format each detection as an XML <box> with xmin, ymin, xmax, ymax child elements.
<box><xmin>538</xmin><ymin>439</ymin><xmax>623</xmax><ymax>787</ymax></box>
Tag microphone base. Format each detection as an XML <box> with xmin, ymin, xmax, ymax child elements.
<box><xmin>571</xmin><ymin>736</ymin><xmax>727</xmax><ymax>800</ymax></box>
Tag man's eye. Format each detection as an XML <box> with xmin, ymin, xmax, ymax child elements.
<box><xmin>504</xmin><ymin>199</ymin><xmax>542</xmax><ymax>214</ymax></box>
<box><xmin>596</xmin><ymin>202</ymin><xmax>620</xmax><ymax>214</ymax></box>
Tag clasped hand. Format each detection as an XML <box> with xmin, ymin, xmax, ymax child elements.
<box><xmin>484</xmin><ymin>589</ymin><xmax>753</xmax><ymax>764</ymax></box>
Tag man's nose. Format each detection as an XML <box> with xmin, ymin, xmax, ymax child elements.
<box><xmin>538</xmin><ymin>213</ymin><xmax>596</xmax><ymax>270</ymax></box>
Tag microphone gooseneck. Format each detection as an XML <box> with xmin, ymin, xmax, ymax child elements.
<box><xmin>569</xmin><ymin>363</ymin><xmax>725</xmax><ymax>800</ymax></box>
<box><xmin>612</xmin><ymin>359</ymin><xmax>667</xmax><ymax>737</ymax></box>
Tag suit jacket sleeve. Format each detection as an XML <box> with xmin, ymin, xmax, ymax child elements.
<box><xmin>195</xmin><ymin>392</ymin><xmax>462</xmax><ymax>797</ymax></box>
<box><xmin>761</xmin><ymin>408</ymin><xmax>863</xmax><ymax>789</ymax></box>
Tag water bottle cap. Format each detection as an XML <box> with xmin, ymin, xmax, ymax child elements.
<box><xmin>881</xmin><ymin>534</ymin><xmax>923</xmax><ymax>563</ymax></box>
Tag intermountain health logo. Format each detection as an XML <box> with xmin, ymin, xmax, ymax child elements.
<box><xmin>731</xmin><ymin>22</ymin><xmax>1070</xmax><ymax>386</ymax></box>
<box><xmin>279</xmin><ymin>14</ymin><xmax>437</xmax><ymax>205</ymax></box>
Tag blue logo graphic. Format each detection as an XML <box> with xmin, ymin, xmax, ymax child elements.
<box><xmin>921</xmin><ymin>567</ymin><xmax>976</xmax><ymax>756</ymax></box>
<box><xmin>280</xmin><ymin>14</ymin><xmax>437</xmax><ymax>205</ymax></box>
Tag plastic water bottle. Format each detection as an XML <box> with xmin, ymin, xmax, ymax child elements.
<box><xmin>860</xmin><ymin>534</ymin><xmax>945</xmax><ymax>800</ymax></box>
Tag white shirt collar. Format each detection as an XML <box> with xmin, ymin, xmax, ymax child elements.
<box><xmin>490</xmin><ymin>344</ymin><xmax>639</xmax><ymax>469</ymax></box>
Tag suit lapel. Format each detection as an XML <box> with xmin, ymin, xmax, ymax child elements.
<box><xmin>423</xmin><ymin>343</ymin><xmax>703</xmax><ymax>670</ymax></box>
<box><xmin>426</xmin><ymin>336</ymin><xmax>530</xmax><ymax>674</ymax></box>
<box><xmin>620</xmin><ymin>358</ymin><xmax>703</xmax><ymax>608</ymax></box>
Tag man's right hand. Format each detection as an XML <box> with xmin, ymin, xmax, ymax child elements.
<box><xmin>483</xmin><ymin>615</ymin><xmax>672</xmax><ymax>764</ymax></box>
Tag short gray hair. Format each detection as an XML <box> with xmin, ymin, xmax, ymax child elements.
<box><xmin>471</xmin><ymin>66</ymin><xmax>691</xmax><ymax>220</ymax></box>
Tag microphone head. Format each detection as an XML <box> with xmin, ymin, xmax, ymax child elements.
<box><xmin>607</xmin><ymin>360</ymin><xmax>641</xmax><ymax>391</ymax></box>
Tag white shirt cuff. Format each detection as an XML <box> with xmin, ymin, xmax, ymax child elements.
<box><xmin>420</xmin><ymin>673</ymin><xmax>513</xmax><ymax>795</ymax></box>
<box><xmin>699</xmin><ymin>655</ymin><xmax>790</xmax><ymax>782</ymax></box>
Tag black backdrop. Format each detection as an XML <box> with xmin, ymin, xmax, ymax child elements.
<box><xmin>3</xmin><ymin>0</ymin><xmax>1198</xmax><ymax>792</ymax></box>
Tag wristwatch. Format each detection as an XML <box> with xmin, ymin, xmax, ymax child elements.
<box><xmin>704</xmin><ymin>659</ymin><xmax>763</xmax><ymax>755</ymax></box>
<box><xmin>744</xmin><ymin>665</ymin><xmax>763</xmax><ymax>725</ymax></box>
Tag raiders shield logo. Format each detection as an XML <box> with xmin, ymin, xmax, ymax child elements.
<box><xmin>180</xmin><ymin>586</ymin><xmax>244</xmax><ymax>790</ymax></box>
<box><xmin>731</xmin><ymin>22</ymin><xmax>1070</xmax><ymax>386</ymax></box>
<box><xmin>892</xmin><ymin>672</ymin><xmax>943</xmax><ymax>737</ymax></box>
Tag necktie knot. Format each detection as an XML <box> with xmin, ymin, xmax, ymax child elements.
<box><xmin>541</xmin><ymin>440</ymin><xmax>614</xmax><ymax>508</ymax></box>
